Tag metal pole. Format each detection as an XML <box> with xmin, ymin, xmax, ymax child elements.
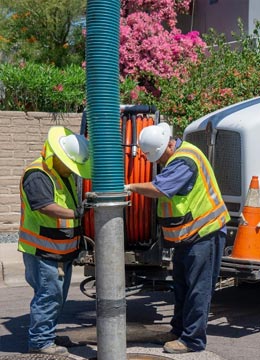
<box><xmin>85</xmin><ymin>0</ymin><xmax>126</xmax><ymax>357</ymax></box>
<box><xmin>94</xmin><ymin>202</ymin><xmax>127</xmax><ymax>360</ymax></box>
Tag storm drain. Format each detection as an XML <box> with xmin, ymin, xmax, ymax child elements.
<box><xmin>0</xmin><ymin>355</ymin><xmax>73</xmax><ymax>360</ymax></box>
<box><xmin>0</xmin><ymin>354</ymin><xmax>169</xmax><ymax>360</ymax></box>
<box><xmin>89</xmin><ymin>355</ymin><xmax>169</xmax><ymax>360</ymax></box>
<box><xmin>128</xmin><ymin>355</ymin><xmax>170</xmax><ymax>359</ymax></box>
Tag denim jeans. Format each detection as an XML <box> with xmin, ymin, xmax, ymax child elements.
<box><xmin>23</xmin><ymin>253</ymin><xmax>72</xmax><ymax>350</ymax></box>
<box><xmin>170</xmin><ymin>231</ymin><xmax>226</xmax><ymax>351</ymax></box>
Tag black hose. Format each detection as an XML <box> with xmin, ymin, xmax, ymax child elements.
<box><xmin>80</xmin><ymin>276</ymin><xmax>144</xmax><ymax>299</ymax></box>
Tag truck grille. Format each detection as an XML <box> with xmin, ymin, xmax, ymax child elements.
<box><xmin>185</xmin><ymin>130</ymin><xmax>241</xmax><ymax>197</ymax></box>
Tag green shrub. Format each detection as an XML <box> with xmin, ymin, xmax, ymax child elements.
<box><xmin>1</xmin><ymin>20</ymin><xmax>260</xmax><ymax>137</ymax></box>
<box><xmin>119</xmin><ymin>20</ymin><xmax>260</xmax><ymax>134</ymax></box>
<box><xmin>0</xmin><ymin>62</ymin><xmax>85</xmax><ymax>112</ymax></box>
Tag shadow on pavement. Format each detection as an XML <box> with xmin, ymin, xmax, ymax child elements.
<box><xmin>208</xmin><ymin>282</ymin><xmax>260</xmax><ymax>338</ymax></box>
<box><xmin>2</xmin><ymin>284</ymin><xmax>260</xmax><ymax>358</ymax></box>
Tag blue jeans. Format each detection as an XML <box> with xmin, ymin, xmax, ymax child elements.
<box><xmin>23</xmin><ymin>253</ymin><xmax>72</xmax><ymax>350</ymax></box>
<box><xmin>170</xmin><ymin>231</ymin><xmax>226</xmax><ymax>351</ymax></box>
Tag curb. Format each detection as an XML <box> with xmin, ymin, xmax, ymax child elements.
<box><xmin>0</xmin><ymin>242</ymin><xmax>85</xmax><ymax>288</ymax></box>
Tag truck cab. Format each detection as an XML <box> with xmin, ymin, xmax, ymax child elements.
<box><xmin>183</xmin><ymin>97</ymin><xmax>260</xmax><ymax>280</ymax></box>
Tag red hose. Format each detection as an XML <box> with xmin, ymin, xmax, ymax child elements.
<box><xmin>83</xmin><ymin>114</ymin><xmax>155</xmax><ymax>246</ymax></box>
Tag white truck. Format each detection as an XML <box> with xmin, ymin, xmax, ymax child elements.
<box><xmin>183</xmin><ymin>96</ymin><xmax>260</xmax><ymax>281</ymax></box>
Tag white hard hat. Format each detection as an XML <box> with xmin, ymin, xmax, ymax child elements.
<box><xmin>139</xmin><ymin>122</ymin><xmax>172</xmax><ymax>162</ymax></box>
<box><xmin>48</xmin><ymin>126</ymin><xmax>90</xmax><ymax>178</ymax></box>
<box><xmin>60</xmin><ymin>134</ymin><xmax>89</xmax><ymax>164</ymax></box>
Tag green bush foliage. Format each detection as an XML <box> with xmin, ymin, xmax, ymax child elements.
<box><xmin>123</xmin><ymin>20</ymin><xmax>260</xmax><ymax>134</ymax></box>
<box><xmin>0</xmin><ymin>62</ymin><xmax>86</xmax><ymax>112</ymax></box>
<box><xmin>1</xmin><ymin>20</ymin><xmax>260</xmax><ymax>135</ymax></box>
<box><xmin>0</xmin><ymin>0</ymin><xmax>86</xmax><ymax>67</ymax></box>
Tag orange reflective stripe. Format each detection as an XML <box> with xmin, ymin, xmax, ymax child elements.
<box><xmin>19</xmin><ymin>237</ymin><xmax>77</xmax><ymax>254</ymax></box>
<box><xmin>19</xmin><ymin>178</ymin><xmax>25</xmax><ymax>225</ymax></box>
<box><xmin>161</xmin><ymin>202</ymin><xmax>172</xmax><ymax>217</ymax></box>
<box><xmin>21</xmin><ymin>202</ymin><xmax>25</xmax><ymax>224</ymax></box>
<box><xmin>19</xmin><ymin>227</ymin><xmax>79</xmax><ymax>253</ymax></box>
<box><xmin>162</xmin><ymin>203</ymin><xmax>227</xmax><ymax>242</ymax></box>
<box><xmin>56</xmin><ymin>218</ymin><xmax>72</xmax><ymax>228</ymax></box>
<box><xmin>41</xmin><ymin>143</ymin><xmax>47</xmax><ymax>158</ymax></box>
<box><xmin>218</xmin><ymin>216</ymin><xmax>225</xmax><ymax>228</ymax></box>
<box><xmin>56</xmin><ymin>218</ymin><xmax>70</xmax><ymax>228</ymax></box>
<box><xmin>168</xmin><ymin>202</ymin><xmax>224</xmax><ymax>234</ymax></box>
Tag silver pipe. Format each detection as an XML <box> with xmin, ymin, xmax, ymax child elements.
<box><xmin>94</xmin><ymin>203</ymin><xmax>127</xmax><ymax>360</ymax></box>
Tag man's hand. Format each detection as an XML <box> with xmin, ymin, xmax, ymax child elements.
<box><xmin>124</xmin><ymin>184</ymin><xmax>132</xmax><ymax>194</ymax></box>
<box><xmin>74</xmin><ymin>200</ymin><xmax>90</xmax><ymax>219</ymax></box>
<box><xmin>124</xmin><ymin>182</ymin><xmax>163</xmax><ymax>198</ymax></box>
<box><xmin>74</xmin><ymin>204</ymin><xmax>85</xmax><ymax>219</ymax></box>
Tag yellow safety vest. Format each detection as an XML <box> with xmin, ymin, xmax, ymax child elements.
<box><xmin>157</xmin><ymin>141</ymin><xmax>230</xmax><ymax>246</ymax></box>
<box><xmin>18</xmin><ymin>157</ymin><xmax>81</xmax><ymax>260</ymax></box>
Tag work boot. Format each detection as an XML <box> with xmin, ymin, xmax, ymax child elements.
<box><xmin>153</xmin><ymin>332</ymin><xmax>179</xmax><ymax>344</ymax></box>
<box><xmin>55</xmin><ymin>335</ymin><xmax>87</xmax><ymax>347</ymax></box>
<box><xmin>163</xmin><ymin>339</ymin><xmax>193</xmax><ymax>354</ymax></box>
<box><xmin>55</xmin><ymin>335</ymin><xmax>78</xmax><ymax>347</ymax></box>
<box><xmin>29</xmin><ymin>343</ymin><xmax>69</xmax><ymax>355</ymax></box>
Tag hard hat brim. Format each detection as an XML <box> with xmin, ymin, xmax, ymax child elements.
<box><xmin>48</xmin><ymin>126</ymin><xmax>91</xmax><ymax>179</ymax></box>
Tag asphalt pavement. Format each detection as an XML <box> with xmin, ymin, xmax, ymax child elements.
<box><xmin>1</xmin><ymin>242</ymin><xmax>260</xmax><ymax>360</ymax></box>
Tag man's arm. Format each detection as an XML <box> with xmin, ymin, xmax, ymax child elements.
<box><xmin>127</xmin><ymin>182</ymin><xmax>164</xmax><ymax>198</ymax></box>
<box><xmin>39</xmin><ymin>203</ymin><xmax>76</xmax><ymax>219</ymax></box>
<box><xmin>127</xmin><ymin>157</ymin><xmax>197</xmax><ymax>199</ymax></box>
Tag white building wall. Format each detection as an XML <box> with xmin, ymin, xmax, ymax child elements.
<box><xmin>248</xmin><ymin>0</ymin><xmax>260</xmax><ymax>34</ymax></box>
<box><xmin>178</xmin><ymin>0</ymin><xmax>260</xmax><ymax>40</ymax></box>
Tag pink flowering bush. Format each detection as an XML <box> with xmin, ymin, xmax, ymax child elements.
<box><xmin>120</xmin><ymin>0</ymin><xmax>205</xmax><ymax>80</ymax></box>
<box><xmin>121</xmin><ymin>0</ymin><xmax>191</xmax><ymax>27</ymax></box>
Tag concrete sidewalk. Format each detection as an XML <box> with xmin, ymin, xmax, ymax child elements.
<box><xmin>0</xmin><ymin>242</ymin><xmax>85</xmax><ymax>287</ymax></box>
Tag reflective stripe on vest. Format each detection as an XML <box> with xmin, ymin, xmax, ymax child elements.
<box><xmin>175</xmin><ymin>146</ymin><xmax>222</xmax><ymax>208</ymax></box>
<box><xmin>19</xmin><ymin>228</ymin><xmax>78</xmax><ymax>254</ymax></box>
<box><xmin>162</xmin><ymin>204</ymin><xmax>227</xmax><ymax>242</ymax></box>
<box><xmin>158</xmin><ymin>141</ymin><xmax>230</xmax><ymax>243</ymax></box>
<box><xmin>160</xmin><ymin>146</ymin><xmax>221</xmax><ymax>218</ymax></box>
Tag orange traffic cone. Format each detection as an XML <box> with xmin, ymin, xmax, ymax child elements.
<box><xmin>231</xmin><ymin>176</ymin><xmax>260</xmax><ymax>260</ymax></box>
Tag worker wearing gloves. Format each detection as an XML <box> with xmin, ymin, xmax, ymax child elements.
<box><xmin>18</xmin><ymin>126</ymin><xmax>90</xmax><ymax>355</ymax></box>
<box><xmin>125</xmin><ymin>122</ymin><xmax>230</xmax><ymax>354</ymax></box>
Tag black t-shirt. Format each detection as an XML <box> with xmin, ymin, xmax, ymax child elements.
<box><xmin>23</xmin><ymin>170</ymin><xmax>54</xmax><ymax>210</ymax></box>
<box><xmin>23</xmin><ymin>170</ymin><xmax>77</xmax><ymax>210</ymax></box>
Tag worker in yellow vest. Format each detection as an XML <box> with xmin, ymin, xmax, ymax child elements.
<box><xmin>18</xmin><ymin>126</ymin><xmax>90</xmax><ymax>355</ymax></box>
<box><xmin>125</xmin><ymin>122</ymin><xmax>230</xmax><ymax>354</ymax></box>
